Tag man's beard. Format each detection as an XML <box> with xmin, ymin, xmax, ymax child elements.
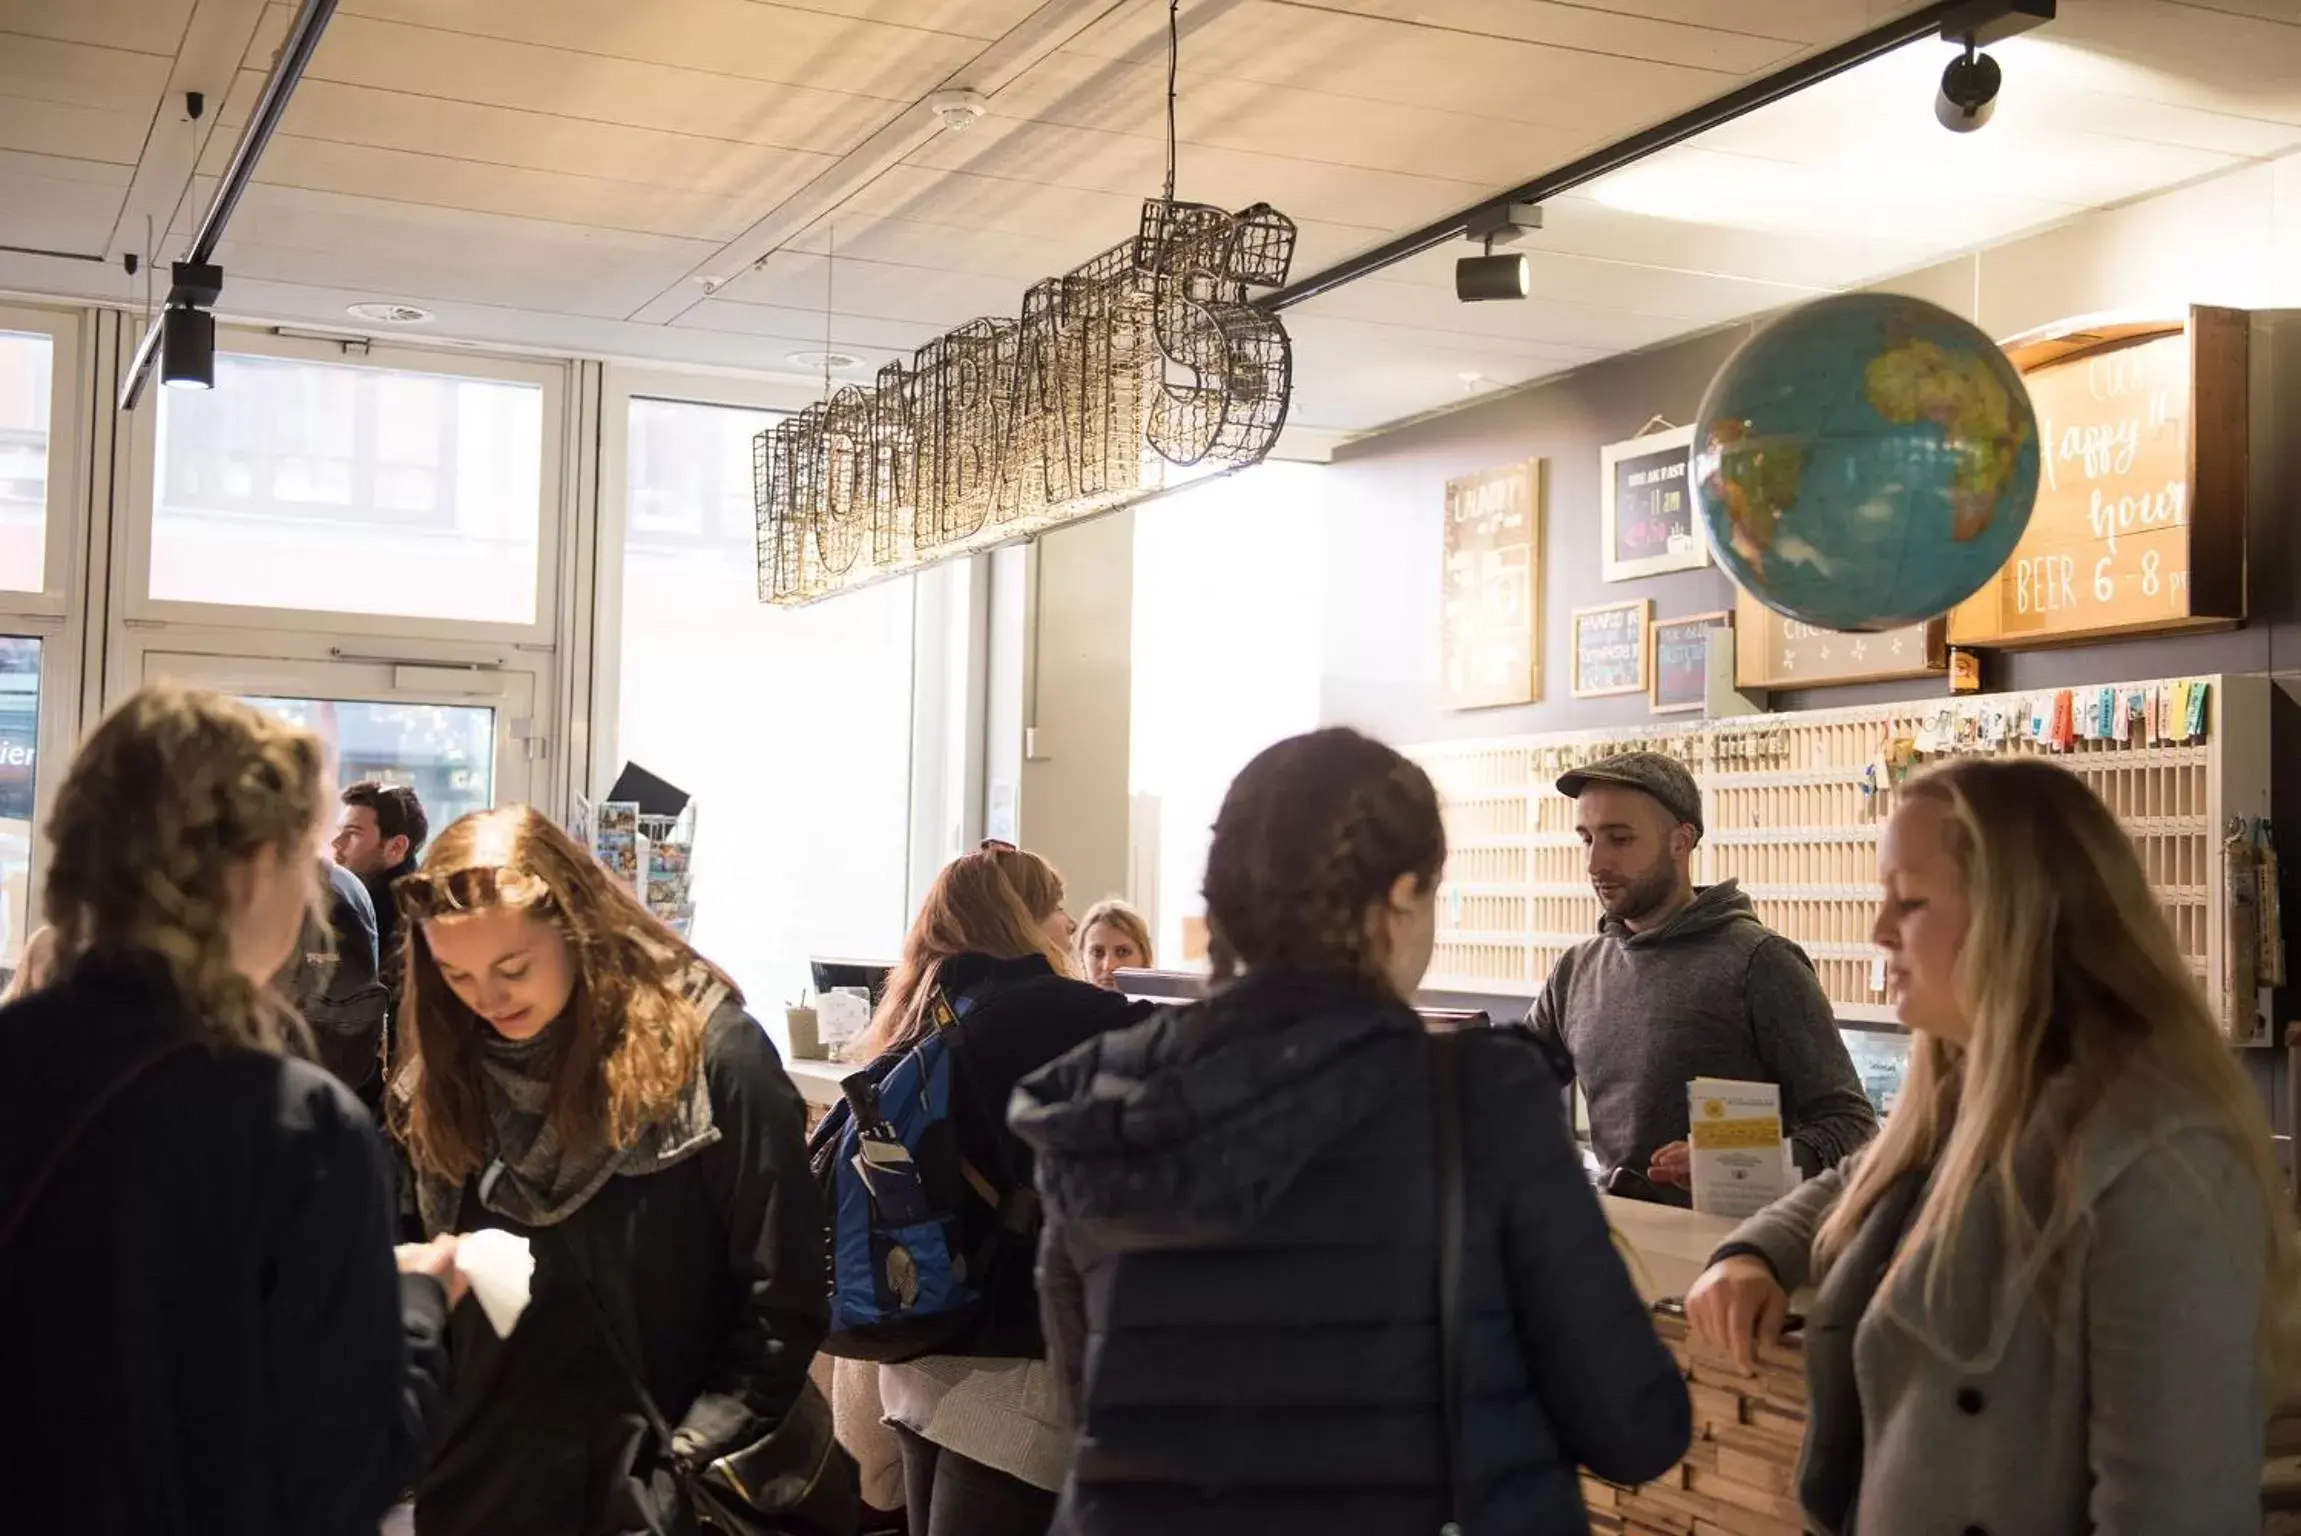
<box><xmin>1598</xmin><ymin>856</ymin><xmax>1680</xmax><ymax>924</ymax></box>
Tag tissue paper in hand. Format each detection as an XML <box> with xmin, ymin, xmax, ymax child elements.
<box><xmin>455</xmin><ymin>1228</ymin><xmax>535</xmax><ymax>1338</ymax></box>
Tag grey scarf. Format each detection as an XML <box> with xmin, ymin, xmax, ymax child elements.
<box><xmin>414</xmin><ymin>976</ymin><xmax>728</xmax><ymax>1235</ymax></box>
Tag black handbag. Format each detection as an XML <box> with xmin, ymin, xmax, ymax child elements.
<box><xmin>1429</xmin><ymin>1028</ymin><xmax>1469</xmax><ymax>1536</ymax></box>
<box><xmin>558</xmin><ymin>1236</ymin><xmax>858</xmax><ymax>1536</ymax></box>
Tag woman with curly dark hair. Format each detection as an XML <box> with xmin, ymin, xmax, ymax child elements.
<box><xmin>1012</xmin><ymin>727</ymin><xmax>1690</xmax><ymax>1535</ymax></box>
<box><xmin>392</xmin><ymin>805</ymin><xmax>845</xmax><ymax>1536</ymax></box>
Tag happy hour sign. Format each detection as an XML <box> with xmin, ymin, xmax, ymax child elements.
<box><xmin>1949</xmin><ymin>310</ymin><xmax>2247</xmax><ymax>647</ymax></box>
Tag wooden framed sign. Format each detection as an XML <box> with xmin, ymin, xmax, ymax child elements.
<box><xmin>1947</xmin><ymin>306</ymin><xmax>2247</xmax><ymax>648</ymax></box>
<box><xmin>1600</xmin><ymin>424</ymin><xmax>1704</xmax><ymax>581</ymax></box>
<box><xmin>1440</xmin><ymin>458</ymin><xmax>1544</xmax><ymax>710</ymax></box>
<box><xmin>1733</xmin><ymin>591</ymin><xmax>1947</xmax><ymax>688</ymax></box>
<box><xmin>1650</xmin><ymin>610</ymin><xmax>1731</xmax><ymax>714</ymax></box>
<box><xmin>1571</xmin><ymin>599</ymin><xmax>1650</xmax><ymax>698</ymax></box>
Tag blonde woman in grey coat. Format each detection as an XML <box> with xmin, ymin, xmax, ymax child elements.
<box><xmin>1688</xmin><ymin>757</ymin><xmax>2295</xmax><ymax>1536</ymax></box>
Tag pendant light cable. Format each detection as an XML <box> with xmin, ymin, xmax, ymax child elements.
<box><xmin>1162</xmin><ymin>0</ymin><xmax>1180</xmax><ymax>207</ymax></box>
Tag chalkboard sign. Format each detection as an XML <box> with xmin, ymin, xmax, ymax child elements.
<box><xmin>1650</xmin><ymin>611</ymin><xmax>1730</xmax><ymax>714</ymax></box>
<box><xmin>1948</xmin><ymin>308</ymin><xmax>2247</xmax><ymax>648</ymax></box>
<box><xmin>1600</xmin><ymin>424</ymin><xmax>1703</xmax><ymax>581</ymax></box>
<box><xmin>1571</xmin><ymin>599</ymin><xmax>1650</xmax><ymax>698</ymax></box>
<box><xmin>1441</xmin><ymin>458</ymin><xmax>1545</xmax><ymax>710</ymax></box>
<box><xmin>1734</xmin><ymin>592</ymin><xmax>1946</xmax><ymax>688</ymax></box>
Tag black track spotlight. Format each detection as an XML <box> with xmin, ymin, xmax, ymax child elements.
<box><xmin>1936</xmin><ymin>40</ymin><xmax>2002</xmax><ymax>132</ymax></box>
<box><xmin>1456</xmin><ymin>246</ymin><xmax>1530</xmax><ymax>303</ymax></box>
<box><xmin>160</xmin><ymin>304</ymin><xmax>215</xmax><ymax>390</ymax></box>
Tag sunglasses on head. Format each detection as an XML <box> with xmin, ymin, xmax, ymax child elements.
<box><xmin>980</xmin><ymin>839</ymin><xmax>1017</xmax><ymax>853</ymax></box>
<box><xmin>395</xmin><ymin>864</ymin><xmax>551</xmax><ymax>922</ymax></box>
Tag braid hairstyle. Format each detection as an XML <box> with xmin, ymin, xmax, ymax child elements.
<box><xmin>1202</xmin><ymin>728</ymin><xmax>1446</xmax><ymax>997</ymax></box>
<box><xmin>44</xmin><ymin>684</ymin><xmax>327</xmax><ymax>1054</ymax></box>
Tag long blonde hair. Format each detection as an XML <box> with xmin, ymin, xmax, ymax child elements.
<box><xmin>1818</xmin><ymin>758</ymin><xmax>2298</xmax><ymax>1376</ymax></box>
<box><xmin>43</xmin><ymin>684</ymin><xmax>326</xmax><ymax>1053</ymax></box>
<box><xmin>390</xmin><ymin>805</ymin><xmax>736</xmax><ymax>1186</ymax></box>
<box><xmin>857</xmin><ymin>846</ymin><xmax>1070</xmax><ymax>1060</ymax></box>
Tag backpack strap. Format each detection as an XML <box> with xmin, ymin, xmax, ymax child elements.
<box><xmin>0</xmin><ymin>1038</ymin><xmax>199</xmax><ymax>1254</ymax></box>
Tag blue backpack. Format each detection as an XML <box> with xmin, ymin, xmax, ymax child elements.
<box><xmin>807</xmin><ymin>984</ymin><xmax>1034</xmax><ymax>1362</ymax></box>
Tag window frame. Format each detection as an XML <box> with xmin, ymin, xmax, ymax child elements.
<box><xmin>590</xmin><ymin>365</ymin><xmax>824</xmax><ymax>798</ymax></box>
<box><xmin>120</xmin><ymin>326</ymin><xmax>570</xmax><ymax>645</ymax></box>
<box><xmin>0</xmin><ymin>303</ymin><xmax>87</xmax><ymax>616</ymax></box>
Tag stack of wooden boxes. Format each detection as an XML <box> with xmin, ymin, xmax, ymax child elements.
<box><xmin>1584</xmin><ymin>1309</ymin><xmax>1806</xmax><ymax>1536</ymax></box>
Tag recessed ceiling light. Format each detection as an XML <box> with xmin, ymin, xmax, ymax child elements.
<box><xmin>788</xmin><ymin>349</ymin><xmax>861</xmax><ymax>371</ymax></box>
<box><xmin>347</xmin><ymin>301</ymin><xmax>433</xmax><ymax>324</ymax></box>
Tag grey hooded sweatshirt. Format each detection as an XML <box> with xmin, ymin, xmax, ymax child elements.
<box><xmin>1528</xmin><ymin>878</ymin><xmax>1877</xmax><ymax>1204</ymax></box>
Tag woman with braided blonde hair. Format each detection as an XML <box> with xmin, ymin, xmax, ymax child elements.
<box><xmin>1012</xmin><ymin>727</ymin><xmax>1690</xmax><ymax>1536</ymax></box>
<box><xmin>0</xmin><ymin>683</ymin><xmax>454</xmax><ymax>1536</ymax></box>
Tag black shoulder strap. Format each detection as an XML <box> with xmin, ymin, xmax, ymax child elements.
<box><xmin>0</xmin><ymin>1038</ymin><xmax>198</xmax><ymax>1255</ymax></box>
<box><xmin>1429</xmin><ymin>1027</ymin><xmax>1468</xmax><ymax>1536</ymax></box>
<box><xmin>555</xmin><ymin>1230</ymin><xmax>683</xmax><ymax>1449</ymax></box>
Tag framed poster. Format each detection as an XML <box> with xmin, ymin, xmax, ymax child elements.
<box><xmin>1733</xmin><ymin>592</ymin><xmax>1947</xmax><ymax>688</ymax></box>
<box><xmin>1650</xmin><ymin>610</ymin><xmax>1731</xmax><ymax>714</ymax></box>
<box><xmin>1947</xmin><ymin>307</ymin><xmax>2247</xmax><ymax>648</ymax></box>
<box><xmin>1600</xmin><ymin>424</ymin><xmax>1703</xmax><ymax>582</ymax></box>
<box><xmin>1440</xmin><ymin>458</ymin><xmax>1544</xmax><ymax>710</ymax></box>
<box><xmin>1571</xmin><ymin>599</ymin><xmax>1650</xmax><ymax>698</ymax></box>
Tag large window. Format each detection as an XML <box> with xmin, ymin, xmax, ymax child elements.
<box><xmin>0</xmin><ymin>332</ymin><xmax>52</xmax><ymax>594</ymax></box>
<box><xmin>614</xmin><ymin>395</ymin><xmax>915</xmax><ymax>1028</ymax></box>
<box><xmin>1131</xmin><ymin>462</ymin><xmax>1327</xmax><ymax>964</ymax></box>
<box><xmin>151</xmin><ymin>350</ymin><xmax>545</xmax><ymax>625</ymax></box>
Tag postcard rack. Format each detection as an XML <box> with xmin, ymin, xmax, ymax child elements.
<box><xmin>1406</xmin><ymin>673</ymin><xmax>2269</xmax><ymax>1039</ymax></box>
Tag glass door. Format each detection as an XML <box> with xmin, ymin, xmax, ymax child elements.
<box><xmin>136</xmin><ymin>653</ymin><xmax>541</xmax><ymax>828</ymax></box>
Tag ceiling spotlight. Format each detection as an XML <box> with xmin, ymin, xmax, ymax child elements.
<box><xmin>1457</xmin><ymin>247</ymin><xmax>1530</xmax><ymax>303</ymax></box>
<box><xmin>1936</xmin><ymin>40</ymin><xmax>2002</xmax><ymax>132</ymax></box>
<box><xmin>161</xmin><ymin>304</ymin><xmax>215</xmax><ymax>390</ymax></box>
<box><xmin>787</xmin><ymin>349</ymin><xmax>861</xmax><ymax>372</ymax></box>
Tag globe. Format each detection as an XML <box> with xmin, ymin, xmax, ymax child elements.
<box><xmin>1692</xmin><ymin>291</ymin><xmax>2040</xmax><ymax>633</ymax></box>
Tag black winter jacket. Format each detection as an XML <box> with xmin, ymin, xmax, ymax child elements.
<box><xmin>412</xmin><ymin>1003</ymin><xmax>827</xmax><ymax>1536</ymax></box>
<box><xmin>0</xmin><ymin>953</ymin><xmax>451</xmax><ymax>1536</ymax></box>
<box><xmin>1009</xmin><ymin>971</ymin><xmax>1693</xmax><ymax>1536</ymax></box>
<box><xmin>281</xmin><ymin>860</ymin><xmax>391</xmax><ymax>1109</ymax></box>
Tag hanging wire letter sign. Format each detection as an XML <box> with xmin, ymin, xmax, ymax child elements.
<box><xmin>755</xmin><ymin>198</ymin><xmax>1296</xmax><ymax>605</ymax></box>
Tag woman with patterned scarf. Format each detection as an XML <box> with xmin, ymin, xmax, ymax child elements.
<box><xmin>389</xmin><ymin>805</ymin><xmax>842</xmax><ymax>1536</ymax></box>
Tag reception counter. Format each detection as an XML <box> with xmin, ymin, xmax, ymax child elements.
<box><xmin>1599</xmin><ymin>1196</ymin><xmax>2301</xmax><ymax>1536</ymax></box>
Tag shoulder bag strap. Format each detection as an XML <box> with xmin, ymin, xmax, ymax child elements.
<box><xmin>0</xmin><ymin>1038</ymin><xmax>198</xmax><ymax>1254</ymax></box>
<box><xmin>1429</xmin><ymin>1027</ymin><xmax>1469</xmax><ymax>1536</ymax></box>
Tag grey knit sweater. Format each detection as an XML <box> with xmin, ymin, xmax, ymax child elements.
<box><xmin>1528</xmin><ymin>879</ymin><xmax>1878</xmax><ymax>1204</ymax></box>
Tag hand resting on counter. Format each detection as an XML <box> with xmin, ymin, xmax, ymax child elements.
<box><xmin>1685</xmin><ymin>1252</ymin><xmax>1789</xmax><ymax>1374</ymax></box>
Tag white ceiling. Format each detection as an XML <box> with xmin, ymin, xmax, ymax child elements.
<box><xmin>3</xmin><ymin>0</ymin><xmax>2300</xmax><ymax>439</ymax></box>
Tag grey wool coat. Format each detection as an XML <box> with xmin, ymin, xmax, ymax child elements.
<box><xmin>1718</xmin><ymin>1094</ymin><xmax>2275</xmax><ymax>1536</ymax></box>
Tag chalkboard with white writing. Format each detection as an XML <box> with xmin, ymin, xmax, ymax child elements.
<box><xmin>1650</xmin><ymin>612</ymin><xmax>1729</xmax><ymax>714</ymax></box>
<box><xmin>1572</xmin><ymin>599</ymin><xmax>1651</xmax><ymax>698</ymax></box>
<box><xmin>1601</xmin><ymin>425</ymin><xmax>1703</xmax><ymax>581</ymax></box>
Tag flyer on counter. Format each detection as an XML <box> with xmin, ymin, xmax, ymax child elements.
<box><xmin>1687</xmin><ymin>1076</ymin><xmax>1788</xmax><ymax>1219</ymax></box>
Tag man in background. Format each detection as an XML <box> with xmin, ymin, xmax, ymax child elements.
<box><xmin>1528</xmin><ymin>752</ymin><xmax>1877</xmax><ymax>1206</ymax></box>
<box><xmin>333</xmin><ymin>781</ymin><xmax>430</xmax><ymax>1030</ymax></box>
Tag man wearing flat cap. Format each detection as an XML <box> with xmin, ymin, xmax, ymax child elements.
<box><xmin>1528</xmin><ymin>752</ymin><xmax>1877</xmax><ymax>1206</ymax></box>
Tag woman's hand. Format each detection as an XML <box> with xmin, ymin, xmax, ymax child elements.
<box><xmin>395</xmin><ymin>1234</ymin><xmax>470</xmax><ymax>1309</ymax></box>
<box><xmin>1685</xmin><ymin>1253</ymin><xmax>1788</xmax><ymax>1374</ymax></box>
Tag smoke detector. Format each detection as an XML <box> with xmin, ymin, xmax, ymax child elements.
<box><xmin>787</xmin><ymin>350</ymin><xmax>861</xmax><ymax>372</ymax></box>
<box><xmin>927</xmin><ymin>88</ymin><xmax>988</xmax><ymax>133</ymax></box>
<box><xmin>346</xmin><ymin>301</ymin><xmax>433</xmax><ymax>324</ymax></box>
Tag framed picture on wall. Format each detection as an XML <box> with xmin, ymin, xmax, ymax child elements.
<box><xmin>1650</xmin><ymin>610</ymin><xmax>1731</xmax><ymax>715</ymax></box>
<box><xmin>1440</xmin><ymin>458</ymin><xmax>1545</xmax><ymax>711</ymax></box>
<box><xmin>1600</xmin><ymin>423</ymin><xmax>1704</xmax><ymax>582</ymax></box>
<box><xmin>1571</xmin><ymin>598</ymin><xmax>1650</xmax><ymax>698</ymax></box>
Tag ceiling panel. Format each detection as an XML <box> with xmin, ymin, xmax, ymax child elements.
<box><xmin>0</xmin><ymin>0</ymin><xmax>196</xmax><ymax>53</ymax></box>
<box><xmin>0</xmin><ymin>148</ymin><xmax>131</xmax><ymax>253</ymax></box>
<box><xmin>297</xmin><ymin>12</ymin><xmax>899</xmax><ymax>155</ymax></box>
<box><xmin>1296</xmin><ymin>0</ymin><xmax>1810</xmax><ymax>72</ymax></box>
<box><xmin>0</xmin><ymin>33</ymin><xmax>173</xmax><ymax>116</ymax></box>
<box><xmin>0</xmin><ymin>94</ymin><xmax>152</xmax><ymax>166</ymax></box>
<box><xmin>330</xmin><ymin>0</ymin><xmax>982</xmax><ymax>101</ymax></box>
<box><xmin>1057</xmin><ymin>1</ymin><xmax>1738</xmax><ymax>130</ymax></box>
<box><xmin>985</xmin><ymin>49</ymin><xmax>1602</xmax><ymax>186</ymax></box>
<box><xmin>900</xmin><ymin>115</ymin><xmax>1485</xmax><ymax>232</ymax></box>
<box><xmin>678</xmin><ymin>296</ymin><xmax>943</xmax><ymax>355</ymax></box>
<box><xmin>211</xmin><ymin>79</ymin><xmax>837</xmax><ymax>199</ymax></box>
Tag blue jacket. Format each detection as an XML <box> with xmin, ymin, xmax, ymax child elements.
<box><xmin>1009</xmin><ymin>970</ymin><xmax>1692</xmax><ymax>1536</ymax></box>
